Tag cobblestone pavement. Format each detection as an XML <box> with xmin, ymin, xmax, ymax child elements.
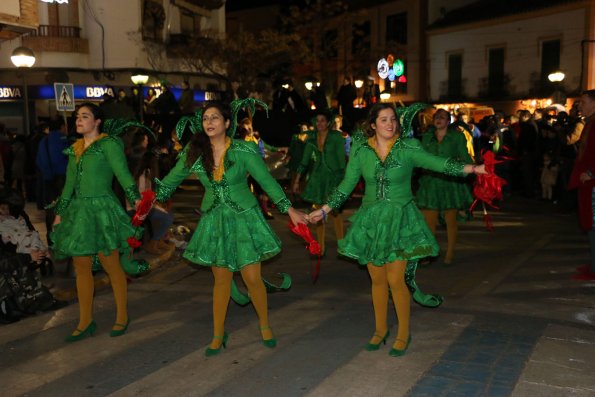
<box><xmin>1</xmin><ymin>187</ymin><xmax>594</xmax><ymax>397</ymax></box>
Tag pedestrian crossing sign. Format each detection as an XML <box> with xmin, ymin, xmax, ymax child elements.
<box><xmin>54</xmin><ymin>82</ymin><xmax>75</xmax><ymax>111</ymax></box>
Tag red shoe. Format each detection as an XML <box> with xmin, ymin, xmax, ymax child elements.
<box><xmin>571</xmin><ymin>272</ymin><xmax>595</xmax><ymax>281</ymax></box>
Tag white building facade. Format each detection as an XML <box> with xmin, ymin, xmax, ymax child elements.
<box><xmin>427</xmin><ymin>0</ymin><xmax>595</xmax><ymax>109</ymax></box>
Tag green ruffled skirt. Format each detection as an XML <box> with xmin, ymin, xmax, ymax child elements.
<box><xmin>301</xmin><ymin>166</ymin><xmax>342</xmax><ymax>204</ymax></box>
<box><xmin>338</xmin><ymin>200</ymin><xmax>439</xmax><ymax>266</ymax></box>
<box><xmin>183</xmin><ymin>204</ymin><xmax>282</xmax><ymax>271</ymax></box>
<box><xmin>51</xmin><ymin>195</ymin><xmax>138</xmax><ymax>260</ymax></box>
<box><xmin>415</xmin><ymin>174</ymin><xmax>473</xmax><ymax>210</ymax></box>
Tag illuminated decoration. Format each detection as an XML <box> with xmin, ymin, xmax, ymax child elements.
<box><xmin>393</xmin><ymin>59</ymin><xmax>405</xmax><ymax>77</ymax></box>
<box><xmin>548</xmin><ymin>71</ymin><xmax>565</xmax><ymax>83</ymax></box>
<box><xmin>11</xmin><ymin>47</ymin><xmax>36</xmax><ymax>68</ymax></box>
<box><xmin>377</xmin><ymin>55</ymin><xmax>405</xmax><ymax>81</ymax></box>
<box><xmin>305</xmin><ymin>81</ymin><xmax>313</xmax><ymax>91</ymax></box>
<box><xmin>41</xmin><ymin>0</ymin><xmax>69</xmax><ymax>3</ymax></box>
<box><xmin>380</xmin><ymin>90</ymin><xmax>391</xmax><ymax>101</ymax></box>
<box><xmin>388</xmin><ymin>69</ymin><xmax>396</xmax><ymax>82</ymax></box>
<box><xmin>354</xmin><ymin>79</ymin><xmax>364</xmax><ymax>89</ymax></box>
<box><xmin>377</xmin><ymin>58</ymin><xmax>389</xmax><ymax>79</ymax></box>
<box><xmin>398</xmin><ymin>75</ymin><xmax>407</xmax><ymax>83</ymax></box>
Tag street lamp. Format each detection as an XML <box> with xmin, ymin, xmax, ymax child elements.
<box><xmin>380</xmin><ymin>90</ymin><xmax>391</xmax><ymax>101</ymax></box>
<box><xmin>130</xmin><ymin>72</ymin><xmax>149</xmax><ymax>121</ymax></box>
<box><xmin>547</xmin><ymin>70</ymin><xmax>566</xmax><ymax>106</ymax></box>
<box><xmin>548</xmin><ymin>71</ymin><xmax>565</xmax><ymax>83</ymax></box>
<box><xmin>11</xmin><ymin>46</ymin><xmax>36</xmax><ymax>135</ymax></box>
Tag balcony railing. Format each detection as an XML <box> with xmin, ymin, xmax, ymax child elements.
<box><xmin>29</xmin><ymin>25</ymin><xmax>81</xmax><ymax>38</ymax></box>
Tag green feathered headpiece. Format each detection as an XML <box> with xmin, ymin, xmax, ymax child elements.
<box><xmin>103</xmin><ymin>119</ymin><xmax>155</xmax><ymax>138</ymax></box>
<box><xmin>229</xmin><ymin>97</ymin><xmax>269</xmax><ymax>137</ymax></box>
<box><xmin>175</xmin><ymin>98</ymin><xmax>269</xmax><ymax>141</ymax></box>
<box><xmin>396</xmin><ymin>102</ymin><xmax>428</xmax><ymax>138</ymax></box>
<box><xmin>175</xmin><ymin>109</ymin><xmax>204</xmax><ymax>141</ymax></box>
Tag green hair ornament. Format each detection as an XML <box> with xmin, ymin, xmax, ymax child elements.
<box><xmin>103</xmin><ymin>119</ymin><xmax>155</xmax><ymax>139</ymax></box>
<box><xmin>175</xmin><ymin>109</ymin><xmax>204</xmax><ymax>141</ymax></box>
<box><xmin>396</xmin><ymin>102</ymin><xmax>428</xmax><ymax>138</ymax></box>
<box><xmin>229</xmin><ymin>97</ymin><xmax>269</xmax><ymax>137</ymax></box>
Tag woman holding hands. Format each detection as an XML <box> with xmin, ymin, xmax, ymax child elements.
<box><xmin>309</xmin><ymin>103</ymin><xmax>486</xmax><ymax>356</ymax></box>
<box><xmin>155</xmin><ymin>100</ymin><xmax>308</xmax><ymax>356</ymax></box>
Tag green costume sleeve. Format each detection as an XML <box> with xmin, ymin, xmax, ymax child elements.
<box><xmin>154</xmin><ymin>149</ymin><xmax>191</xmax><ymax>202</ymax></box>
<box><xmin>453</xmin><ymin>131</ymin><xmax>473</xmax><ymax>163</ymax></box>
<box><xmin>102</xmin><ymin>137</ymin><xmax>141</xmax><ymax>203</ymax></box>
<box><xmin>263</xmin><ymin>141</ymin><xmax>278</xmax><ymax>152</ymax></box>
<box><xmin>407</xmin><ymin>139</ymin><xmax>465</xmax><ymax>176</ymax></box>
<box><xmin>296</xmin><ymin>140</ymin><xmax>314</xmax><ymax>174</ymax></box>
<box><xmin>244</xmin><ymin>150</ymin><xmax>291</xmax><ymax>214</ymax></box>
<box><xmin>326</xmin><ymin>151</ymin><xmax>362</xmax><ymax>210</ymax></box>
<box><xmin>53</xmin><ymin>154</ymin><xmax>76</xmax><ymax>215</ymax></box>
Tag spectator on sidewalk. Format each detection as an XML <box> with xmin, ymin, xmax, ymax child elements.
<box><xmin>569</xmin><ymin>90</ymin><xmax>595</xmax><ymax>279</ymax></box>
<box><xmin>36</xmin><ymin>118</ymin><xmax>69</xmax><ymax>245</ymax></box>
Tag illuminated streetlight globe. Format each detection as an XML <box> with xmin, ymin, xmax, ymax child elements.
<box><xmin>11</xmin><ymin>47</ymin><xmax>36</xmax><ymax>68</ymax></box>
<box><xmin>131</xmin><ymin>73</ymin><xmax>149</xmax><ymax>85</ymax></box>
<box><xmin>548</xmin><ymin>71</ymin><xmax>565</xmax><ymax>83</ymax></box>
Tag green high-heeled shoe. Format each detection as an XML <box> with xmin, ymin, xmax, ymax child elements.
<box><xmin>110</xmin><ymin>318</ymin><xmax>130</xmax><ymax>337</ymax></box>
<box><xmin>389</xmin><ymin>335</ymin><xmax>412</xmax><ymax>357</ymax></box>
<box><xmin>260</xmin><ymin>326</ymin><xmax>277</xmax><ymax>348</ymax></box>
<box><xmin>205</xmin><ymin>332</ymin><xmax>229</xmax><ymax>357</ymax></box>
<box><xmin>364</xmin><ymin>329</ymin><xmax>390</xmax><ymax>351</ymax></box>
<box><xmin>65</xmin><ymin>320</ymin><xmax>97</xmax><ymax>342</ymax></box>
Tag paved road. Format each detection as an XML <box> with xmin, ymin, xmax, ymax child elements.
<box><xmin>1</xmin><ymin>189</ymin><xmax>594</xmax><ymax>397</ymax></box>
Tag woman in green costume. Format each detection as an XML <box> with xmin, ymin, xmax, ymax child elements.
<box><xmin>292</xmin><ymin>110</ymin><xmax>346</xmax><ymax>254</ymax></box>
<box><xmin>309</xmin><ymin>103</ymin><xmax>485</xmax><ymax>357</ymax></box>
<box><xmin>52</xmin><ymin>103</ymin><xmax>145</xmax><ymax>341</ymax></box>
<box><xmin>154</xmin><ymin>101</ymin><xmax>308</xmax><ymax>357</ymax></box>
<box><xmin>416</xmin><ymin>109</ymin><xmax>474</xmax><ymax>265</ymax></box>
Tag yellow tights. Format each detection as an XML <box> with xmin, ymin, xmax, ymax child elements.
<box><xmin>210</xmin><ymin>263</ymin><xmax>272</xmax><ymax>349</ymax></box>
<box><xmin>367</xmin><ymin>260</ymin><xmax>410</xmax><ymax>350</ymax></box>
<box><xmin>314</xmin><ymin>205</ymin><xmax>344</xmax><ymax>254</ymax></box>
<box><xmin>422</xmin><ymin>209</ymin><xmax>458</xmax><ymax>264</ymax></box>
<box><xmin>71</xmin><ymin>250</ymin><xmax>128</xmax><ymax>335</ymax></box>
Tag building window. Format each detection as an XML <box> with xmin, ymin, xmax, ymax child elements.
<box><xmin>488</xmin><ymin>47</ymin><xmax>505</xmax><ymax>96</ymax></box>
<box><xmin>142</xmin><ymin>0</ymin><xmax>166</xmax><ymax>41</ymax></box>
<box><xmin>352</xmin><ymin>21</ymin><xmax>370</xmax><ymax>56</ymax></box>
<box><xmin>448</xmin><ymin>53</ymin><xmax>463</xmax><ymax>98</ymax></box>
<box><xmin>386</xmin><ymin>12</ymin><xmax>407</xmax><ymax>45</ymax></box>
<box><xmin>323</xmin><ymin>29</ymin><xmax>338</xmax><ymax>59</ymax></box>
<box><xmin>180</xmin><ymin>10</ymin><xmax>195</xmax><ymax>35</ymax></box>
<box><xmin>541</xmin><ymin>39</ymin><xmax>560</xmax><ymax>84</ymax></box>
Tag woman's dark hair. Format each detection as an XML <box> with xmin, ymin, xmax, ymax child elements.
<box><xmin>77</xmin><ymin>102</ymin><xmax>104</xmax><ymax>130</ymax></box>
<box><xmin>433</xmin><ymin>108</ymin><xmax>451</xmax><ymax>120</ymax></box>
<box><xmin>185</xmin><ymin>102</ymin><xmax>231</xmax><ymax>174</ymax></box>
<box><xmin>365</xmin><ymin>103</ymin><xmax>400</xmax><ymax>137</ymax></box>
<box><xmin>582</xmin><ymin>89</ymin><xmax>595</xmax><ymax>100</ymax></box>
<box><xmin>126</xmin><ymin>131</ymin><xmax>154</xmax><ymax>179</ymax></box>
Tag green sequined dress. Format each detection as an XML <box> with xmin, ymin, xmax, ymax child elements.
<box><xmin>326</xmin><ymin>138</ymin><xmax>466</xmax><ymax>266</ymax></box>
<box><xmin>51</xmin><ymin>136</ymin><xmax>142</xmax><ymax>270</ymax></box>
<box><xmin>415</xmin><ymin>127</ymin><xmax>473</xmax><ymax>210</ymax></box>
<box><xmin>155</xmin><ymin>139</ymin><xmax>292</xmax><ymax>272</ymax></box>
<box><xmin>297</xmin><ymin>130</ymin><xmax>346</xmax><ymax>204</ymax></box>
